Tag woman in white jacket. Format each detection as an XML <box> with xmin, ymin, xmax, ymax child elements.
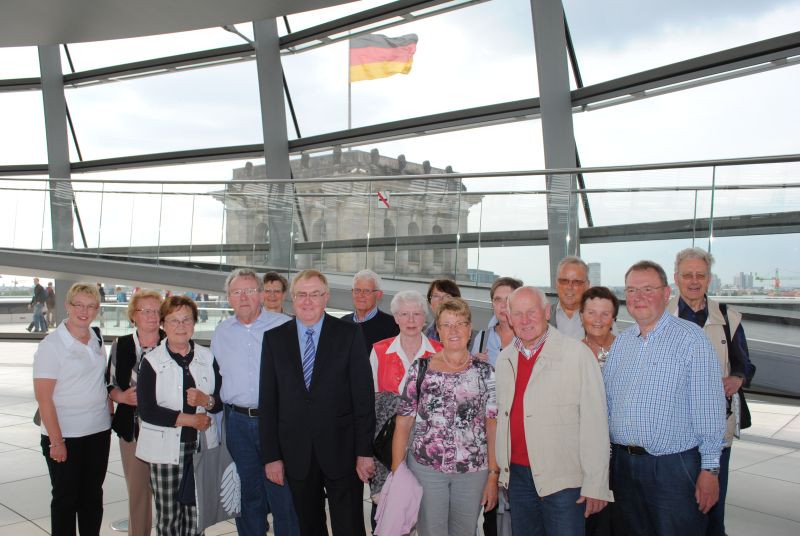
<box><xmin>136</xmin><ymin>296</ymin><xmax>222</xmax><ymax>536</ymax></box>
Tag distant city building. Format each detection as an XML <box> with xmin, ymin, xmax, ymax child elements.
<box><xmin>588</xmin><ymin>262</ymin><xmax>601</xmax><ymax>287</ymax></box>
<box><xmin>709</xmin><ymin>273</ymin><xmax>721</xmax><ymax>293</ymax></box>
<box><xmin>467</xmin><ymin>268</ymin><xmax>498</xmax><ymax>285</ymax></box>
<box><xmin>734</xmin><ymin>272</ymin><xmax>754</xmax><ymax>290</ymax></box>
<box><xmin>216</xmin><ymin>148</ymin><xmax>482</xmax><ymax>279</ymax></box>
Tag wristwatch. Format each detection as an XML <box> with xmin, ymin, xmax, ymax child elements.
<box><xmin>704</xmin><ymin>467</ymin><xmax>721</xmax><ymax>476</ymax></box>
<box><xmin>205</xmin><ymin>396</ymin><xmax>215</xmax><ymax>411</ymax></box>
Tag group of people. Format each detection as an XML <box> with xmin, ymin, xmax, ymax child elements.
<box><xmin>30</xmin><ymin>249</ymin><xmax>752</xmax><ymax>536</ymax></box>
<box><xmin>26</xmin><ymin>277</ymin><xmax>56</xmax><ymax>332</ymax></box>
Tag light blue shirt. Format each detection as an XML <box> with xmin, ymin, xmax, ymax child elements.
<box><xmin>470</xmin><ymin>315</ymin><xmax>503</xmax><ymax>366</ymax></box>
<box><xmin>603</xmin><ymin>311</ymin><xmax>726</xmax><ymax>469</ymax></box>
<box><xmin>211</xmin><ymin>308</ymin><xmax>290</xmax><ymax>408</ymax></box>
<box><xmin>353</xmin><ymin>306</ymin><xmax>379</xmax><ymax>323</ymax></box>
<box><xmin>296</xmin><ymin>316</ymin><xmax>324</xmax><ymax>357</ymax></box>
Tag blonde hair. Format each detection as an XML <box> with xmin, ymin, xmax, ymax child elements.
<box><xmin>290</xmin><ymin>269</ymin><xmax>329</xmax><ymax>294</ymax></box>
<box><xmin>128</xmin><ymin>289</ymin><xmax>164</xmax><ymax>323</ymax></box>
<box><xmin>65</xmin><ymin>282</ymin><xmax>101</xmax><ymax>305</ymax></box>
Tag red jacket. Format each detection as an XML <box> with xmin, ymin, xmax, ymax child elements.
<box><xmin>370</xmin><ymin>335</ymin><xmax>442</xmax><ymax>394</ymax></box>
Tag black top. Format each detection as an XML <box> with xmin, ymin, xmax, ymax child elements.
<box><xmin>138</xmin><ymin>341</ymin><xmax>222</xmax><ymax>442</ymax></box>
<box><xmin>30</xmin><ymin>283</ymin><xmax>46</xmax><ymax>305</ymax></box>
<box><xmin>341</xmin><ymin>309</ymin><xmax>399</xmax><ymax>354</ymax></box>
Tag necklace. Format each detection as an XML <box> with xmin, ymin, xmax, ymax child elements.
<box><xmin>583</xmin><ymin>337</ymin><xmax>612</xmax><ymax>367</ymax></box>
<box><xmin>440</xmin><ymin>351</ymin><xmax>471</xmax><ymax>371</ymax></box>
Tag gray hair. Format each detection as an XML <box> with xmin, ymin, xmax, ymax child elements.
<box><xmin>625</xmin><ymin>260</ymin><xmax>668</xmax><ymax>287</ymax></box>
<box><xmin>507</xmin><ymin>286</ymin><xmax>549</xmax><ymax>313</ymax></box>
<box><xmin>353</xmin><ymin>269</ymin><xmax>382</xmax><ymax>290</ymax></box>
<box><xmin>556</xmin><ymin>256</ymin><xmax>589</xmax><ymax>279</ymax></box>
<box><xmin>225</xmin><ymin>268</ymin><xmax>264</xmax><ymax>294</ymax></box>
<box><xmin>390</xmin><ymin>290</ymin><xmax>429</xmax><ymax>318</ymax></box>
<box><xmin>674</xmin><ymin>247</ymin><xmax>714</xmax><ymax>273</ymax></box>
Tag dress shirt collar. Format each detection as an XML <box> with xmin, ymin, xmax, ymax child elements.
<box><xmin>353</xmin><ymin>306</ymin><xmax>379</xmax><ymax>323</ymax></box>
<box><xmin>513</xmin><ymin>326</ymin><xmax>549</xmax><ymax>359</ymax></box>
<box><xmin>386</xmin><ymin>333</ymin><xmax>439</xmax><ymax>362</ymax></box>
<box><xmin>633</xmin><ymin>309</ymin><xmax>672</xmax><ymax>339</ymax></box>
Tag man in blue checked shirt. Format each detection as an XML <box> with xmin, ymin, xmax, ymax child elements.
<box><xmin>211</xmin><ymin>268</ymin><xmax>298</xmax><ymax>536</ymax></box>
<box><xmin>604</xmin><ymin>260</ymin><xmax>726</xmax><ymax>535</ymax></box>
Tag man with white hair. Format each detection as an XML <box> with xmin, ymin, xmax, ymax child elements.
<box><xmin>670</xmin><ymin>248</ymin><xmax>754</xmax><ymax>536</ymax></box>
<box><xmin>495</xmin><ymin>286</ymin><xmax>612</xmax><ymax>535</ymax></box>
<box><xmin>548</xmin><ymin>256</ymin><xmax>591</xmax><ymax>340</ymax></box>
<box><xmin>342</xmin><ymin>269</ymin><xmax>399</xmax><ymax>353</ymax></box>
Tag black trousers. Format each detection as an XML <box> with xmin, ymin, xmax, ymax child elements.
<box><xmin>286</xmin><ymin>451</ymin><xmax>365</xmax><ymax>536</ymax></box>
<box><xmin>41</xmin><ymin>429</ymin><xmax>111</xmax><ymax>536</ymax></box>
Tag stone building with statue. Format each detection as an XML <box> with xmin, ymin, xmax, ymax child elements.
<box><xmin>217</xmin><ymin>148</ymin><xmax>482</xmax><ymax>278</ymax></box>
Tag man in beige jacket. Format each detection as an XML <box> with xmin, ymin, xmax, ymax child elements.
<box><xmin>495</xmin><ymin>286</ymin><xmax>612</xmax><ymax>536</ymax></box>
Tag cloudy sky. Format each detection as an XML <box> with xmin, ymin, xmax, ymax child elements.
<box><xmin>1</xmin><ymin>0</ymin><xmax>799</xmax><ymax>288</ymax></box>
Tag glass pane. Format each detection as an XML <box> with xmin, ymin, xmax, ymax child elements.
<box><xmin>573</xmin><ymin>66</ymin><xmax>800</xmax><ymax>165</ymax></box>
<box><xmin>65</xmin><ymin>62</ymin><xmax>262</xmax><ymax>160</ymax></box>
<box><xmin>563</xmin><ymin>0</ymin><xmax>799</xmax><ymax>85</ymax></box>
<box><xmin>0</xmin><ymin>46</ymin><xmax>40</xmax><ymax>78</ymax></box>
<box><xmin>63</xmin><ymin>27</ymin><xmax>250</xmax><ymax>72</ymax></box>
<box><xmin>283</xmin><ymin>0</ymin><xmax>537</xmax><ymax>135</ymax></box>
<box><xmin>284</xmin><ymin>1</ymin><xmax>396</xmax><ymax>33</ymax></box>
<box><xmin>0</xmin><ymin>91</ymin><xmax>47</xmax><ymax>165</ymax></box>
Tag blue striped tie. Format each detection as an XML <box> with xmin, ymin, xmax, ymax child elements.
<box><xmin>302</xmin><ymin>328</ymin><xmax>315</xmax><ymax>390</ymax></box>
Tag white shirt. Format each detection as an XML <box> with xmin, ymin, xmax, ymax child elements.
<box><xmin>33</xmin><ymin>321</ymin><xmax>111</xmax><ymax>438</ymax></box>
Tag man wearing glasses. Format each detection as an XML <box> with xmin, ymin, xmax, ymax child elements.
<box><xmin>259</xmin><ymin>269</ymin><xmax>375</xmax><ymax>536</ymax></box>
<box><xmin>549</xmin><ymin>256</ymin><xmax>590</xmax><ymax>340</ymax></box>
<box><xmin>341</xmin><ymin>269</ymin><xmax>399</xmax><ymax>354</ymax></box>
<box><xmin>211</xmin><ymin>269</ymin><xmax>297</xmax><ymax>536</ymax></box>
<box><xmin>604</xmin><ymin>260</ymin><xmax>726</xmax><ymax>535</ymax></box>
<box><xmin>669</xmin><ymin>248</ymin><xmax>754</xmax><ymax>536</ymax></box>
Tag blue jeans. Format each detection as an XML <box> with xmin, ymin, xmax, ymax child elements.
<box><xmin>225</xmin><ymin>406</ymin><xmax>299</xmax><ymax>536</ymax></box>
<box><xmin>613</xmin><ymin>445</ymin><xmax>707</xmax><ymax>536</ymax></box>
<box><xmin>507</xmin><ymin>464</ymin><xmax>584</xmax><ymax>536</ymax></box>
<box><xmin>33</xmin><ymin>303</ymin><xmax>47</xmax><ymax>332</ymax></box>
<box><xmin>706</xmin><ymin>446</ymin><xmax>731</xmax><ymax>536</ymax></box>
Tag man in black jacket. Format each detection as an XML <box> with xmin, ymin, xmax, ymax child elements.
<box><xmin>341</xmin><ymin>269</ymin><xmax>398</xmax><ymax>353</ymax></box>
<box><xmin>27</xmin><ymin>277</ymin><xmax>47</xmax><ymax>332</ymax></box>
<box><xmin>259</xmin><ymin>269</ymin><xmax>375</xmax><ymax>536</ymax></box>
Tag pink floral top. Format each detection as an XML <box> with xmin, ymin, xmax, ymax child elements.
<box><xmin>397</xmin><ymin>357</ymin><xmax>497</xmax><ymax>474</ymax></box>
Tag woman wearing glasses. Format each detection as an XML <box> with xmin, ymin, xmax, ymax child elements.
<box><xmin>392</xmin><ymin>298</ymin><xmax>499</xmax><ymax>535</ymax></box>
<box><xmin>33</xmin><ymin>282</ymin><xmax>111</xmax><ymax>536</ymax></box>
<box><xmin>136</xmin><ymin>296</ymin><xmax>222</xmax><ymax>536</ymax></box>
<box><xmin>106</xmin><ymin>289</ymin><xmax>165</xmax><ymax>536</ymax></box>
<box><xmin>262</xmin><ymin>271</ymin><xmax>288</xmax><ymax>314</ymax></box>
<box><xmin>423</xmin><ymin>278</ymin><xmax>462</xmax><ymax>342</ymax></box>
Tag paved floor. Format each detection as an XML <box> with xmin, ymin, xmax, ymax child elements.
<box><xmin>1</xmin><ymin>340</ymin><xmax>799</xmax><ymax>535</ymax></box>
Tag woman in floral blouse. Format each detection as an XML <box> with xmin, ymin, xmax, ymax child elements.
<box><xmin>391</xmin><ymin>297</ymin><xmax>499</xmax><ymax>536</ymax></box>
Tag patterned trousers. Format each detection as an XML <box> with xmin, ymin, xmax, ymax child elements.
<box><xmin>150</xmin><ymin>441</ymin><xmax>202</xmax><ymax>536</ymax></box>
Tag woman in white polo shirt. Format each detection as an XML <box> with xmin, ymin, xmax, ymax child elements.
<box><xmin>33</xmin><ymin>282</ymin><xmax>111</xmax><ymax>536</ymax></box>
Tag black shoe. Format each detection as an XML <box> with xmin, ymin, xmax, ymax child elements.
<box><xmin>26</xmin><ymin>326</ymin><xmax>32</xmax><ymax>332</ymax></box>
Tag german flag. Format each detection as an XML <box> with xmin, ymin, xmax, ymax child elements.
<box><xmin>349</xmin><ymin>33</ymin><xmax>419</xmax><ymax>83</ymax></box>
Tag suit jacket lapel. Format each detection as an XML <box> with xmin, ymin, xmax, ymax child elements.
<box><xmin>284</xmin><ymin>317</ymin><xmax>306</xmax><ymax>389</ymax></box>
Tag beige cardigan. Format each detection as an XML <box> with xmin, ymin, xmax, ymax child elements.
<box><xmin>495</xmin><ymin>327</ymin><xmax>613</xmax><ymax>501</ymax></box>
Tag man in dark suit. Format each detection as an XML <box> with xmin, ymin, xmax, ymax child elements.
<box><xmin>259</xmin><ymin>269</ymin><xmax>376</xmax><ymax>536</ymax></box>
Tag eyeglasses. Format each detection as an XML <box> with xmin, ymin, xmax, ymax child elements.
<box><xmin>429</xmin><ymin>293</ymin><xmax>452</xmax><ymax>302</ymax></box>
<box><xmin>70</xmin><ymin>302</ymin><xmax>98</xmax><ymax>311</ymax></box>
<box><xmin>293</xmin><ymin>291</ymin><xmax>327</xmax><ymax>301</ymax></box>
<box><xmin>264</xmin><ymin>289</ymin><xmax>284</xmax><ymax>295</ymax></box>
<box><xmin>135</xmin><ymin>308</ymin><xmax>159</xmax><ymax>316</ymax></box>
<box><xmin>165</xmin><ymin>317</ymin><xmax>194</xmax><ymax>327</ymax></box>
<box><xmin>625</xmin><ymin>285</ymin><xmax>665</xmax><ymax>296</ymax></box>
<box><xmin>557</xmin><ymin>278</ymin><xmax>588</xmax><ymax>288</ymax></box>
<box><xmin>230</xmin><ymin>288</ymin><xmax>259</xmax><ymax>297</ymax></box>
<box><xmin>679</xmin><ymin>272</ymin><xmax>708</xmax><ymax>281</ymax></box>
<box><xmin>352</xmin><ymin>288</ymin><xmax>378</xmax><ymax>295</ymax></box>
<box><xmin>438</xmin><ymin>320</ymin><xmax>470</xmax><ymax>330</ymax></box>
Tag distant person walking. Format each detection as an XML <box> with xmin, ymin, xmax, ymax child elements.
<box><xmin>114</xmin><ymin>287</ymin><xmax>128</xmax><ymax>327</ymax></box>
<box><xmin>27</xmin><ymin>277</ymin><xmax>48</xmax><ymax>332</ymax></box>
<box><xmin>45</xmin><ymin>282</ymin><xmax>56</xmax><ymax>328</ymax></box>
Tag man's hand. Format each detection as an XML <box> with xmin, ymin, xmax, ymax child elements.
<box><xmin>120</xmin><ymin>386</ymin><xmax>137</xmax><ymax>406</ymax></box>
<box><xmin>192</xmin><ymin>414</ymin><xmax>211</xmax><ymax>431</ymax></box>
<box><xmin>695</xmin><ymin>470</ymin><xmax>719</xmax><ymax>514</ymax></box>
<box><xmin>356</xmin><ymin>456</ymin><xmax>375</xmax><ymax>483</ymax></box>
<box><xmin>266</xmin><ymin>460</ymin><xmax>285</xmax><ymax>486</ymax></box>
<box><xmin>722</xmin><ymin>376</ymin><xmax>744</xmax><ymax>397</ymax></box>
<box><xmin>481</xmin><ymin>476</ymin><xmax>499</xmax><ymax>512</ymax></box>
<box><xmin>576</xmin><ymin>496</ymin><xmax>607</xmax><ymax>518</ymax></box>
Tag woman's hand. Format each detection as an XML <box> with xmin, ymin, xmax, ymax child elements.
<box><xmin>120</xmin><ymin>386</ymin><xmax>137</xmax><ymax>406</ymax></box>
<box><xmin>191</xmin><ymin>413</ymin><xmax>212</xmax><ymax>431</ymax></box>
<box><xmin>185</xmin><ymin>387</ymin><xmax>210</xmax><ymax>409</ymax></box>
<box><xmin>475</xmin><ymin>351</ymin><xmax>489</xmax><ymax>363</ymax></box>
<box><xmin>481</xmin><ymin>473</ymin><xmax>499</xmax><ymax>512</ymax></box>
<box><xmin>49</xmin><ymin>441</ymin><xmax>67</xmax><ymax>463</ymax></box>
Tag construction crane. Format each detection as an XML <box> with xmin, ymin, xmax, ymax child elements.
<box><xmin>754</xmin><ymin>269</ymin><xmax>800</xmax><ymax>291</ymax></box>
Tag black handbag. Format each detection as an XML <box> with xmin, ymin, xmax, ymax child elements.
<box><xmin>373</xmin><ymin>357</ymin><xmax>428</xmax><ymax>469</ymax></box>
